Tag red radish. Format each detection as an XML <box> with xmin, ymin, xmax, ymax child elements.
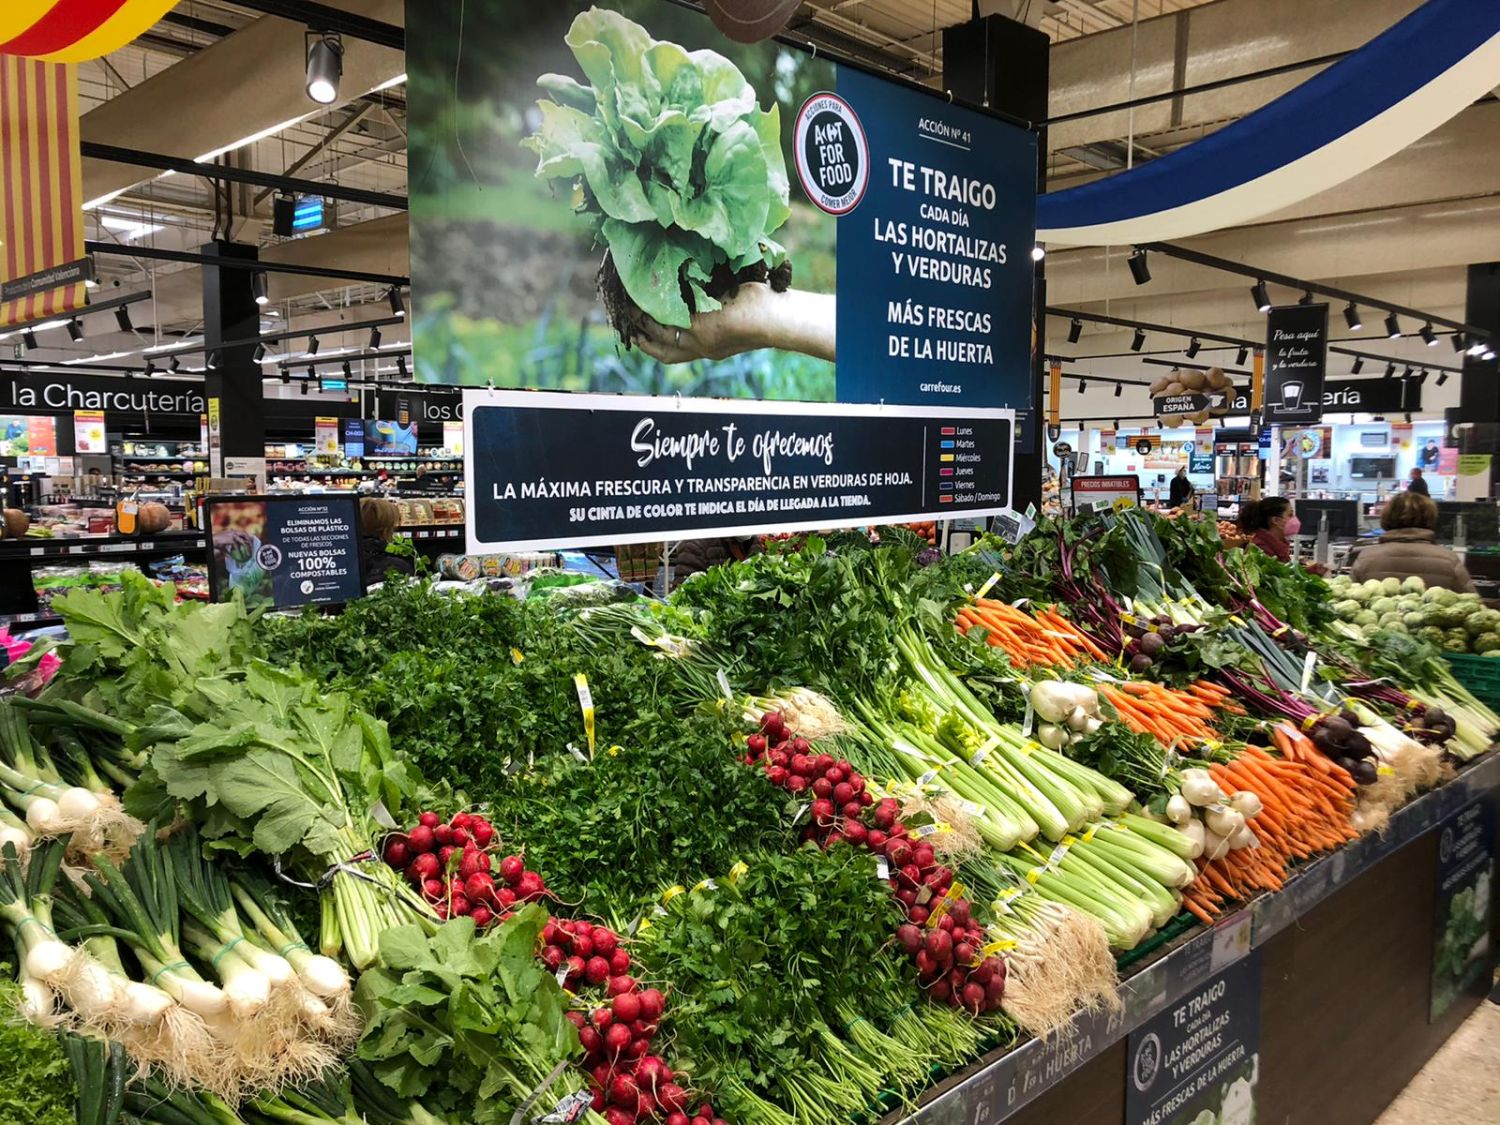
<box><xmin>658</xmin><ymin>1083</ymin><xmax>688</xmax><ymax>1113</ymax></box>
<box><xmin>585</xmin><ymin>957</ymin><xmax>611</xmax><ymax>985</ymax></box>
<box><xmin>458</xmin><ymin>850</ymin><xmax>488</xmax><ymax>879</ymax></box>
<box><xmin>434</xmin><ymin>824</ymin><xmax>454</xmax><ymax>847</ymax></box>
<box><xmin>867</xmin><ymin>829</ymin><xmax>888</xmax><ymax>851</ymax></box>
<box><xmin>422</xmin><ymin>878</ymin><xmax>443</xmax><ymax>900</ymax></box>
<box><xmin>580</xmin><ymin>1026</ymin><xmax>602</xmax><ymax>1053</ymax></box>
<box><xmin>383</xmin><ymin>839</ymin><xmax>409</xmax><ymax>868</ymax></box>
<box><xmin>896</xmin><ymin>924</ymin><xmax>923</xmax><ymax>955</ymax></box>
<box><xmin>859</xmin><ymin>789</ymin><xmax>874</xmax><ymax>807</ymax></box>
<box><xmin>517</xmin><ymin>871</ymin><xmax>546</xmax><ymax>900</ymax></box>
<box><xmin>449</xmin><ymin>893</ymin><xmax>471</xmax><ymax>916</ymax></box>
<box><xmin>572</xmin><ymin>934</ymin><xmax>595</xmax><ymax>959</ymax></box>
<box><xmin>746</xmin><ymin>733</ymin><xmax>767</xmax><ymax>754</ymax></box>
<box><xmin>937</xmin><ymin>913</ymin><xmax>955</xmax><ymax>933</ymax></box>
<box><xmin>760</xmin><ymin>712</ymin><xmax>786</xmax><ymax>739</ymax></box>
<box><xmin>450</xmin><ymin>812</ymin><xmax>472</xmax><ymax>829</ymax></box>
<box><xmin>843</xmin><ymin>822</ymin><xmax>868</xmax><ymax>845</ymax></box>
<box><xmin>607</xmin><ymin>975</ymin><xmax>636</xmax><ymax>996</ymax></box>
<box><xmin>886</xmin><ymin>839</ymin><xmax>913</xmax><ymax>866</ymax></box>
<box><xmin>811</xmin><ymin>777</ymin><xmax>833</xmax><ymax>799</ymax></box>
<box><xmin>899</xmin><ymin>863</ymin><xmax>922</xmax><ymax>886</ymax></box>
<box><xmin>895</xmin><ymin>887</ymin><xmax>917</xmax><ymax>909</ymax></box>
<box><xmin>608</xmin><ymin>1074</ymin><xmax>638</xmax><ymax>1109</ymax></box>
<box><xmin>472</xmin><ymin>821</ymin><xmax>494</xmax><ymax>847</ymax></box>
<box><xmin>604</xmin><ymin>1109</ymin><xmax>633</xmax><ymax>1125</ymax></box>
<box><xmin>433</xmin><ymin>901</ymin><xmax>448</xmax><ymax>919</ymax></box>
<box><xmin>930</xmin><ymin>979</ymin><xmax>951</xmax><ymax>1001</ymax></box>
<box><xmin>407</xmin><ymin>824</ymin><xmax>435</xmax><ymax>853</ymax></box>
<box><xmin>566</xmin><ymin>954</ymin><xmax>586</xmax><ymax>981</ymax></box>
<box><xmin>638</xmin><ymin>1092</ymin><xmax>658</xmax><ymax>1118</ymax></box>
<box><xmin>832</xmin><ymin>782</ymin><xmax>854</xmax><ymax>805</ymax></box>
<box><xmin>955</xmin><ymin>942</ymin><xmax>976</xmax><ymax>966</ymax></box>
<box><xmin>824</xmin><ymin>831</ymin><xmax>845</xmax><ymax>848</ymax></box>
<box><xmin>565</xmin><ymin>1010</ymin><xmax>585</xmax><ymax>1029</ymax></box>
<box><xmin>635</xmin><ymin>1056</ymin><xmax>669</xmax><ymax>1089</ymax></box>
<box><xmin>464</xmin><ymin>872</ymin><xmax>496</xmax><ymax>902</ymax></box>
<box><xmin>810</xmin><ymin>799</ymin><xmax>835</xmax><ymax>823</ymax></box>
<box><xmin>785</xmin><ymin>775</ymin><xmax>809</xmax><ymax>795</ymax></box>
<box><xmin>608</xmin><ymin>948</ymin><xmax>632</xmax><ymax>975</ymax></box>
<box><xmin>591</xmin><ymin>1062</ymin><xmax>612</xmax><ymax>1088</ymax></box>
<box><xmin>626</xmin><ymin>1037</ymin><xmax>650</xmax><ymax>1059</ymax></box>
<box><xmin>841</xmin><ymin>800</ymin><xmax>864</xmax><ymax>820</ymax></box>
<box><xmin>638</xmin><ymin>988</ymin><xmax>665</xmax><ymax>1021</ymax></box>
<box><xmin>962</xmin><ymin>982</ymin><xmax>985</xmax><ymax>1012</ymax></box>
<box><xmin>592</xmin><ymin>928</ymin><xmax>618</xmax><ymax>956</ymax></box>
<box><xmin>437</xmin><ymin>845</ymin><xmax>457</xmax><ymax>867</ymax></box>
<box><xmin>766</xmin><ymin>766</ymin><xmax>788</xmax><ymax>786</ymax></box>
<box><xmin>470</xmin><ymin>906</ymin><xmax>494</xmax><ymax>928</ymax></box>
<box><xmin>915</xmin><ymin>950</ymin><xmax>936</xmax><ymax>977</ymax></box>
<box><xmin>418</xmin><ymin>811</ymin><xmax>440</xmax><ymax>829</ymax></box>
<box><xmin>926</xmin><ymin>929</ymin><xmax>953</xmax><ymax>961</ymax></box>
<box><xmin>789</xmin><ymin>754</ymin><xmax>814</xmax><ymax>777</ymax></box>
<box><xmin>666</xmin><ymin>1113</ymin><xmax>690</xmax><ymax>1125</ymax></box>
<box><xmin>450</xmin><ymin>827</ymin><xmax>470</xmax><ymax>847</ymax></box>
<box><xmin>813</xmin><ymin>752</ymin><xmax>833</xmax><ymax>772</ymax></box>
<box><xmin>604</xmin><ymin>1023</ymin><xmax>632</xmax><ymax>1055</ymax></box>
<box><xmin>573</xmin><ymin>920</ymin><xmax>594</xmax><ymax>936</ymax></box>
<box><xmin>541</xmin><ymin>945</ymin><xmax>565</xmax><ymax>969</ymax></box>
<box><xmin>913</xmin><ymin>845</ymin><xmax>936</xmax><ymax>869</ymax></box>
<box><xmin>542</xmin><ymin>921</ymin><xmax>560</xmax><ymax>944</ymax></box>
<box><xmin>909</xmin><ymin>905</ymin><xmax>930</xmax><ymax>926</ymax></box>
<box><xmin>850</xmin><ymin>774</ymin><xmax>866</xmax><ymax>794</ymax></box>
<box><xmin>496</xmin><ymin>887</ymin><xmax>517</xmax><ymax>908</ymax></box>
<box><xmin>498</xmin><ymin>855</ymin><xmax>524</xmax><ymax>884</ymax></box>
<box><xmin>612</xmin><ymin>992</ymin><xmax>642</xmax><ymax>1023</ymax></box>
<box><xmin>591</xmin><ymin>1007</ymin><xmax>614</xmax><ymax>1029</ymax></box>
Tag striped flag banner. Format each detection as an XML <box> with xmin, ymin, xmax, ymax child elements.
<box><xmin>0</xmin><ymin>2</ymin><xmax>178</xmax><ymax>64</ymax></box>
<box><xmin>0</xmin><ymin>55</ymin><xmax>85</xmax><ymax>328</ymax></box>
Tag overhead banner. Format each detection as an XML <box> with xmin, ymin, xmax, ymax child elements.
<box><xmin>462</xmin><ymin>390</ymin><xmax>1014</xmax><ymax>552</ymax></box>
<box><xmin>0</xmin><ymin>56</ymin><xmax>86</xmax><ymax>327</ymax></box>
<box><xmin>407</xmin><ymin>3</ymin><xmax>1036</xmax><ymax>413</ymax></box>
<box><xmin>0</xmin><ymin>2</ymin><xmax>178</xmax><ymax>62</ymax></box>
<box><xmin>1228</xmin><ymin>377</ymin><xmax>1419</xmax><ymax>416</ymax></box>
<box><xmin>1263</xmin><ymin>303</ymin><xmax>1329</xmax><ymax>425</ymax></box>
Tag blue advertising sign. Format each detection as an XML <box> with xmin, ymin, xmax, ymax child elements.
<box><xmin>408</xmin><ymin>3</ymin><xmax>1036</xmax><ymax>412</ymax></box>
<box><xmin>204</xmin><ymin>495</ymin><xmax>364</xmax><ymax>611</ymax></box>
<box><xmin>1126</xmin><ymin>950</ymin><xmax>1261</xmax><ymax>1125</ymax></box>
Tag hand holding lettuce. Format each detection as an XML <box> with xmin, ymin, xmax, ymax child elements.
<box><xmin>524</xmin><ymin>9</ymin><xmax>835</xmax><ymax>361</ymax></box>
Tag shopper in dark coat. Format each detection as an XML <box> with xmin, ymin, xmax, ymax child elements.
<box><xmin>1351</xmin><ymin>492</ymin><xmax>1473</xmax><ymax>592</ymax></box>
<box><xmin>1168</xmin><ymin>467</ymin><xmax>1195</xmax><ymax>509</ymax></box>
<box><xmin>1407</xmin><ymin>468</ymin><xmax>1431</xmax><ymax>497</ymax></box>
<box><xmin>359</xmin><ymin>497</ymin><xmax>415</xmax><ymax>587</ymax></box>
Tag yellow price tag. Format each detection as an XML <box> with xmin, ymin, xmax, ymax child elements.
<box><xmin>511</xmin><ymin>648</ymin><xmax>524</xmax><ymax>665</ymax></box>
<box><xmin>573</xmin><ymin>673</ymin><xmax>595</xmax><ymax>755</ymax></box>
<box><xmin>975</xmin><ymin>572</ymin><xmax>1001</xmax><ymax>600</ymax></box>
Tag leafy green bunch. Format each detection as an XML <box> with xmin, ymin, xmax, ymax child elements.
<box><xmin>524</xmin><ymin>8</ymin><xmax>791</xmax><ymax>328</ymax></box>
<box><xmin>355</xmin><ymin>908</ymin><xmax>584</xmax><ymax>1124</ymax></box>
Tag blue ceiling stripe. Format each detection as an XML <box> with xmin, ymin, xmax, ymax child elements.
<box><xmin>1037</xmin><ymin>0</ymin><xmax>1500</xmax><ymax>232</ymax></box>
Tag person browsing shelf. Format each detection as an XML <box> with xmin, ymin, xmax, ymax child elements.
<box><xmin>1237</xmin><ymin>497</ymin><xmax>1298</xmax><ymax>564</ymax></box>
<box><xmin>1351</xmin><ymin>491</ymin><xmax>1473</xmax><ymax>593</ymax></box>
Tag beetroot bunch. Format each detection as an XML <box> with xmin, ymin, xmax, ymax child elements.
<box><xmin>381</xmin><ymin>809</ymin><xmax>549</xmax><ymax>927</ymax></box>
<box><xmin>746</xmin><ymin>711</ymin><xmax>1006</xmax><ymax>1015</ymax></box>
<box><xmin>544</xmin><ymin>919</ymin><xmax>723</xmax><ymax>1125</ymax></box>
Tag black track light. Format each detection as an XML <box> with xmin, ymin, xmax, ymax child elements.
<box><xmin>1114</xmin><ymin>382</ymin><xmax>1122</xmax><ymax>398</ymax></box>
<box><xmin>207</xmin><ymin>350</ymin><xmax>221</xmax><ymax>370</ymax></box>
<box><xmin>144</xmin><ymin>362</ymin><xmax>157</xmax><ymax>377</ymax></box>
<box><xmin>369</xmin><ymin>325</ymin><xmax>381</xmax><ymax>349</ymax></box>
<box><xmin>388</xmin><ymin>287</ymin><xmax>405</xmax><ymax>317</ymax></box>
<box><xmin>1186</xmin><ymin>337</ymin><xmax>1201</xmax><ymax>359</ymax></box>
<box><xmin>1067</xmin><ymin>318</ymin><xmax>1082</xmax><ymax>344</ymax></box>
<box><xmin>1417</xmin><ymin>369</ymin><xmax>1428</xmax><ymax>384</ymax></box>
<box><xmin>281</xmin><ymin>369</ymin><xmax>291</xmax><ymax>384</ymax></box>
<box><xmin>252</xmin><ymin>271</ymin><xmax>269</xmax><ymax>306</ymax></box>
<box><xmin>1420</xmin><ymin>322</ymin><xmax>1438</xmax><ymax>347</ymax></box>
<box><xmin>305</xmin><ymin>31</ymin><xmax>344</xmax><ymax>105</ymax></box>
<box><xmin>1437</xmin><ymin>370</ymin><xmax>1449</xmax><ymax>386</ymax></box>
<box><xmin>1298</xmin><ymin>290</ymin><xmax>1314</xmax><ymax>306</ymax></box>
<box><xmin>306</xmin><ymin>334</ymin><xmax>319</xmax><ymax>356</ymax></box>
<box><xmin>253</xmin><ymin>342</ymin><xmax>266</xmax><ymax>363</ymax></box>
<box><xmin>1404</xmin><ymin>412</ymin><xmax>1413</xmax><ymax>424</ymax></box>
<box><xmin>115</xmin><ymin>306</ymin><xmax>134</xmax><ymax>333</ymax></box>
<box><xmin>1127</xmin><ymin>248</ymin><xmax>1151</xmax><ymax>286</ymax></box>
<box><xmin>1252</xmin><ymin>281</ymin><xmax>1271</xmax><ymax>312</ymax></box>
<box><xmin>1079</xmin><ymin>379</ymin><xmax>1088</xmax><ymax>394</ymax></box>
<box><xmin>306</xmin><ymin>364</ymin><xmax>316</xmax><ymax>380</ymax></box>
<box><xmin>21</xmin><ymin>329</ymin><xmax>37</xmax><ymax>350</ymax></box>
<box><xmin>1131</xmin><ymin>328</ymin><xmax>1146</xmax><ymax>352</ymax></box>
<box><xmin>342</xmin><ymin>360</ymin><xmax>353</xmax><ymax>379</ymax></box>
<box><xmin>301</xmin><ymin>379</ymin><xmax>310</xmax><ymax>396</ymax></box>
<box><xmin>1385</xmin><ymin>312</ymin><xmax>1401</xmax><ymax>339</ymax></box>
<box><xmin>1385</xmin><ymin>362</ymin><xmax>1396</xmax><ymax>379</ymax></box>
<box><xmin>1236</xmin><ymin>346</ymin><xmax>1248</xmax><ymax>366</ymax></box>
<box><xmin>66</xmin><ymin>319</ymin><xmax>84</xmax><ymax>342</ymax></box>
<box><xmin>1343</xmin><ymin>303</ymin><xmax>1363</xmax><ymax>331</ymax></box>
<box><xmin>397</xmin><ymin>355</ymin><xmax>408</xmax><ymax>378</ymax></box>
<box><xmin>169</xmin><ymin>356</ymin><xmax>181</xmax><ymax>373</ymax></box>
<box><xmin>1452</xmin><ymin>332</ymin><xmax>1466</xmax><ymax>352</ymax></box>
<box><xmin>1351</xmin><ymin>356</ymin><xmax>1364</xmax><ymax>375</ymax></box>
<box><xmin>1402</xmin><ymin>366</ymin><xmax>1413</xmax><ymax>380</ymax></box>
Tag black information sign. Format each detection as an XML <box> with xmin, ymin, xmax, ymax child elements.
<box><xmin>463</xmin><ymin>391</ymin><xmax>1014</xmax><ymax>552</ymax></box>
<box><xmin>204</xmin><ymin>494</ymin><xmax>364</xmax><ymax>612</ymax></box>
<box><xmin>1430</xmin><ymin>797</ymin><xmax>1495</xmax><ymax>1021</ymax></box>
<box><xmin>1126</xmin><ymin>951</ymin><xmax>1261</xmax><ymax>1125</ymax></box>
<box><xmin>1264</xmin><ymin>303</ymin><xmax>1329</xmax><ymax>424</ymax></box>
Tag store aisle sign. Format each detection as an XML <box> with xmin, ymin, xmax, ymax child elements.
<box><xmin>1429</xmin><ymin>798</ymin><xmax>1494</xmax><ymax>1020</ymax></box>
<box><xmin>204</xmin><ymin>494</ymin><xmax>363</xmax><ymax>612</ymax></box>
<box><xmin>462</xmin><ymin>390</ymin><xmax>1014</xmax><ymax>552</ymax></box>
<box><xmin>1263</xmin><ymin>303</ymin><xmax>1329</xmax><ymax>424</ymax></box>
<box><xmin>2</xmin><ymin>371</ymin><xmax>207</xmax><ymax>418</ymax></box>
<box><xmin>1126</xmin><ymin>951</ymin><xmax>1261</xmax><ymax>1125</ymax></box>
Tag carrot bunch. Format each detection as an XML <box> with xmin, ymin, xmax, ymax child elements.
<box><xmin>955</xmin><ymin>598</ymin><xmax>1108</xmax><ymax>668</ymax></box>
<box><xmin>1098</xmin><ymin>680</ymin><xmax>1239</xmax><ymax>750</ymax></box>
<box><xmin>1181</xmin><ymin>730</ymin><xmax>1359</xmax><ymax>923</ymax></box>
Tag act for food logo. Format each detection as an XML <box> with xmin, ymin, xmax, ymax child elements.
<box><xmin>794</xmin><ymin>92</ymin><xmax>869</xmax><ymax>215</ymax></box>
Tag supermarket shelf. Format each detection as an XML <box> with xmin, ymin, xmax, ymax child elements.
<box><xmin>402</xmin><ymin>526</ymin><xmax>463</xmax><ymax>540</ymax></box>
<box><xmin>121</xmin><ymin>471</ymin><xmax>199</xmax><ymax>479</ymax></box>
<box><xmin>0</xmin><ymin>532</ymin><xmax>205</xmax><ymax>562</ymax></box>
<box><xmin>888</xmin><ymin>750</ymin><xmax>1500</xmax><ymax>1125</ymax></box>
<box><xmin>0</xmin><ymin>610</ymin><xmax>63</xmax><ymax>628</ymax></box>
<box><xmin>117</xmin><ymin>454</ymin><xmax>205</xmax><ymax>462</ymax></box>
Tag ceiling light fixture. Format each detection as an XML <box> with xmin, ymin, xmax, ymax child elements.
<box><xmin>144</xmin><ymin>362</ymin><xmax>157</xmax><ymax>377</ymax></box>
<box><xmin>1031</xmin><ymin>245</ymin><xmax>1045</xmax><ymax>262</ymax></box>
<box><xmin>305</xmin><ymin>31</ymin><xmax>344</xmax><ymax>105</ymax></box>
<box><xmin>1483</xmin><ymin>344</ymin><xmax>1498</xmax><ymax>362</ymax></box>
<box><xmin>1067</xmin><ymin>318</ymin><xmax>1082</xmax><ymax>344</ymax></box>
<box><xmin>1078</xmin><ymin>379</ymin><xmax>1088</xmax><ymax>393</ymax></box>
<box><xmin>369</xmin><ymin>325</ymin><xmax>381</xmax><ymax>349</ymax></box>
<box><xmin>1351</xmin><ymin>356</ymin><xmax>1363</xmax><ymax>375</ymax></box>
<box><xmin>1127</xmin><ymin>248</ymin><xmax>1151</xmax><ymax>286</ymax></box>
<box><xmin>342</xmin><ymin>360</ymin><xmax>353</xmax><ymax>379</ymax></box>
<box><xmin>253</xmin><ymin>342</ymin><xmax>266</xmax><ymax>363</ymax></box>
<box><xmin>1298</xmin><ymin>290</ymin><xmax>1314</xmax><ymax>306</ymax></box>
<box><xmin>169</xmin><ymin>356</ymin><xmax>181</xmax><ymax>373</ymax></box>
<box><xmin>21</xmin><ymin>329</ymin><xmax>37</xmax><ymax>350</ymax></box>
<box><xmin>281</xmin><ymin>369</ymin><xmax>291</xmax><ymax>384</ymax></box>
<box><xmin>397</xmin><ymin>355</ymin><xmax>408</xmax><ymax>378</ymax></box>
<box><xmin>1437</xmin><ymin>371</ymin><xmax>1449</xmax><ymax>386</ymax></box>
<box><xmin>1385</xmin><ymin>362</ymin><xmax>1396</xmax><ymax>379</ymax></box>
<box><xmin>1236</xmin><ymin>346</ymin><xmax>1248</xmax><ymax>366</ymax></box>
<box><xmin>1251</xmin><ymin>280</ymin><xmax>1271</xmax><ymax>313</ymax></box>
<box><xmin>251</xmin><ymin>271</ymin><xmax>269</xmax><ymax>306</ymax></box>
<box><xmin>307</xmin><ymin>364</ymin><xmax>316</xmax><ymax>380</ymax></box>
<box><xmin>1131</xmin><ymin>328</ymin><xmax>1146</xmax><ymax>352</ymax></box>
<box><xmin>1114</xmin><ymin>382</ymin><xmax>1122</xmax><ymax>398</ymax></box>
<box><xmin>1402</xmin><ymin>366</ymin><xmax>1413</xmax><ymax>379</ymax></box>
<box><xmin>66</xmin><ymin>319</ymin><xmax>84</xmax><ymax>342</ymax></box>
<box><xmin>1385</xmin><ymin>312</ymin><xmax>1401</xmax><ymax>339</ymax></box>
<box><xmin>306</xmin><ymin>334</ymin><xmax>319</xmax><ymax>356</ymax></box>
<box><xmin>206</xmin><ymin>350</ymin><xmax>221</xmax><ymax>370</ymax></box>
<box><xmin>114</xmin><ymin>306</ymin><xmax>134</xmax><ymax>333</ymax></box>
<box><xmin>1452</xmin><ymin>333</ymin><xmax>1466</xmax><ymax>352</ymax></box>
<box><xmin>1343</xmin><ymin>303</ymin><xmax>1362</xmax><ymax>331</ymax></box>
<box><xmin>1420</xmin><ymin>322</ymin><xmax>1438</xmax><ymax>347</ymax></box>
<box><xmin>1185</xmin><ymin>337</ymin><xmax>1201</xmax><ymax>359</ymax></box>
<box><xmin>300</xmin><ymin>379</ymin><xmax>310</xmax><ymax>396</ymax></box>
<box><xmin>388</xmin><ymin>287</ymin><xmax>405</xmax><ymax>317</ymax></box>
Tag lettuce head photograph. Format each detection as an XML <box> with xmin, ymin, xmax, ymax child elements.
<box><xmin>408</xmin><ymin>1</ymin><xmax>837</xmax><ymax>400</ymax></box>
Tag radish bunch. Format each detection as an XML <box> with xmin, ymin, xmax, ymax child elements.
<box><xmin>746</xmin><ymin>711</ymin><xmax>1006</xmax><ymax>1015</ymax></box>
<box><xmin>546</xmin><ymin>919</ymin><xmax>723</xmax><ymax>1125</ymax></box>
<box><xmin>381</xmin><ymin>810</ymin><xmax>548</xmax><ymax>927</ymax></box>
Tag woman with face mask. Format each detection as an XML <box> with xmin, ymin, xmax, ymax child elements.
<box><xmin>1237</xmin><ymin>496</ymin><xmax>1299</xmax><ymax>563</ymax></box>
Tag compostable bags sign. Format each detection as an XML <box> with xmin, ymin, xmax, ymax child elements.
<box><xmin>406</xmin><ymin>2</ymin><xmax>1036</xmax><ymax>412</ymax></box>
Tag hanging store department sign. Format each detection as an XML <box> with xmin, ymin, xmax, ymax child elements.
<box><xmin>1228</xmin><ymin>377</ymin><xmax>1419</xmax><ymax>416</ymax></box>
<box><xmin>2</xmin><ymin>371</ymin><xmax>206</xmax><ymax>417</ymax></box>
<box><xmin>463</xmin><ymin>390</ymin><xmax>1014</xmax><ymax>552</ymax></box>
<box><xmin>408</xmin><ymin>3</ymin><xmax>1037</xmax><ymax>413</ymax></box>
<box><xmin>1263</xmin><ymin>303</ymin><xmax>1329</xmax><ymax>424</ymax></box>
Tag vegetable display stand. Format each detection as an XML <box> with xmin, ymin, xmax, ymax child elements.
<box><xmin>1442</xmin><ymin>653</ymin><xmax>1500</xmax><ymax>712</ymax></box>
<box><xmin>883</xmin><ymin>754</ymin><xmax>1500</xmax><ymax>1125</ymax></box>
